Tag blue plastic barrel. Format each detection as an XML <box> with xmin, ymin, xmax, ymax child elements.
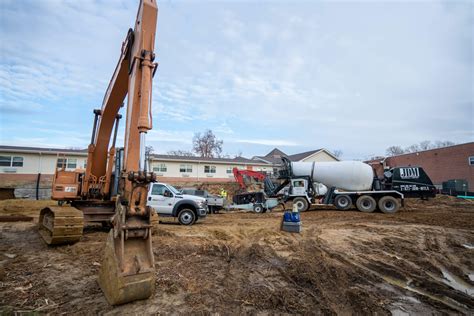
<box><xmin>283</xmin><ymin>211</ymin><xmax>292</xmax><ymax>222</ymax></box>
<box><xmin>291</xmin><ymin>212</ymin><xmax>301</xmax><ymax>222</ymax></box>
<box><xmin>283</xmin><ymin>211</ymin><xmax>300</xmax><ymax>222</ymax></box>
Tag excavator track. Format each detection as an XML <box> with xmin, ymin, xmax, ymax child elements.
<box><xmin>38</xmin><ymin>206</ymin><xmax>84</xmax><ymax>245</ymax></box>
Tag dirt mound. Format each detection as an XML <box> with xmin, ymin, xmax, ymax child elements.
<box><xmin>0</xmin><ymin>199</ymin><xmax>56</xmax><ymax>219</ymax></box>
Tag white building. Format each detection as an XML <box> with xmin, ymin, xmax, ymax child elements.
<box><xmin>0</xmin><ymin>145</ymin><xmax>339</xmax><ymax>197</ymax></box>
<box><xmin>149</xmin><ymin>155</ymin><xmax>271</xmax><ymax>183</ymax></box>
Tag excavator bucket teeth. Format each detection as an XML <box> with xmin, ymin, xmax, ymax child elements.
<box><xmin>98</xmin><ymin>230</ymin><xmax>155</xmax><ymax>305</ymax></box>
<box><xmin>38</xmin><ymin>206</ymin><xmax>84</xmax><ymax>245</ymax></box>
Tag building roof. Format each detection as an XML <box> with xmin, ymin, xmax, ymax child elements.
<box><xmin>151</xmin><ymin>154</ymin><xmax>267</xmax><ymax>165</ymax></box>
<box><xmin>287</xmin><ymin>149</ymin><xmax>321</xmax><ymax>162</ymax></box>
<box><xmin>253</xmin><ymin>147</ymin><xmax>336</xmax><ymax>164</ymax></box>
<box><xmin>264</xmin><ymin>148</ymin><xmax>287</xmax><ymax>158</ymax></box>
<box><xmin>0</xmin><ymin>145</ymin><xmax>88</xmax><ymax>155</ymax></box>
<box><xmin>253</xmin><ymin>156</ymin><xmax>284</xmax><ymax>164</ymax></box>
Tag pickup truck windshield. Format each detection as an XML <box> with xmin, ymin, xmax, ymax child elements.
<box><xmin>168</xmin><ymin>185</ymin><xmax>181</xmax><ymax>195</ymax></box>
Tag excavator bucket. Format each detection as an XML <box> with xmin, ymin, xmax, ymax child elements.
<box><xmin>38</xmin><ymin>206</ymin><xmax>84</xmax><ymax>245</ymax></box>
<box><xmin>98</xmin><ymin>201</ymin><xmax>155</xmax><ymax>305</ymax></box>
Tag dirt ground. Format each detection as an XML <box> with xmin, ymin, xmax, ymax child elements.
<box><xmin>0</xmin><ymin>196</ymin><xmax>473</xmax><ymax>315</ymax></box>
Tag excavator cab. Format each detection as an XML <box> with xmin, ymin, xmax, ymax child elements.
<box><xmin>39</xmin><ymin>155</ymin><xmax>84</xmax><ymax>245</ymax></box>
<box><xmin>50</xmin><ymin>155</ymin><xmax>83</xmax><ymax>201</ymax></box>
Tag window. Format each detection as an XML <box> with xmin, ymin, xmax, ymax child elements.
<box><xmin>0</xmin><ymin>156</ymin><xmax>10</xmax><ymax>166</ymax></box>
<box><xmin>470</xmin><ymin>156</ymin><xmax>474</xmax><ymax>166</ymax></box>
<box><xmin>151</xmin><ymin>184</ymin><xmax>166</xmax><ymax>195</ymax></box>
<box><xmin>67</xmin><ymin>158</ymin><xmax>77</xmax><ymax>169</ymax></box>
<box><xmin>204</xmin><ymin>165</ymin><xmax>216</xmax><ymax>173</ymax></box>
<box><xmin>179</xmin><ymin>164</ymin><xmax>192</xmax><ymax>173</ymax></box>
<box><xmin>226</xmin><ymin>166</ymin><xmax>235</xmax><ymax>174</ymax></box>
<box><xmin>153</xmin><ymin>163</ymin><xmax>167</xmax><ymax>172</ymax></box>
<box><xmin>57</xmin><ymin>158</ymin><xmax>77</xmax><ymax>169</ymax></box>
<box><xmin>57</xmin><ymin>158</ymin><xmax>67</xmax><ymax>168</ymax></box>
<box><xmin>12</xmin><ymin>157</ymin><xmax>24</xmax><ymax>167</ymax></box>
<box><xmin>0</xmin><ymin>156</ymin><xmax>24</xmax><ymax>167</ymax></box>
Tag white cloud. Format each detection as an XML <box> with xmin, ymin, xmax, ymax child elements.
<box><xmin>0</xmin><ymin>1</ymin><xmax>472</xmax><ymax>159</ymax></box>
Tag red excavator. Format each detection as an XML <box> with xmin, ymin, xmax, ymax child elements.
<box><xmin>37</xmin><ymin>0</ymin><xmax>158</xmax><ymax>305</ymax></box>
<box><xmin>231</xmin><ymin>168</ymin><xmax>289</xmax><ymax>207</ymax></box>
<box><xmin>232</xmin><ymin>168</ymin><xmax>268</xmax><ymax>191</ymax></box>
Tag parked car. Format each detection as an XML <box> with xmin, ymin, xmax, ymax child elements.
<box><xmin>180</xmin><ymin>188</ymin><xmax>226</xmax><ymax>214</ymax></box>
<box><xmin>147</xmin><ymin>183</ymin><xmax>207</xmax><ymax>225</ymax></box>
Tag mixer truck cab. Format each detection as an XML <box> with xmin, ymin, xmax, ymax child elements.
<box><xmin>284</xmin><ymin>178</ymin><xmax>328</xmax><ymax>212</ymax></box>
<box><xmin>147</xmin><ymin>182</ymin><xmax>208</xmax><ymax>225</ymax></box>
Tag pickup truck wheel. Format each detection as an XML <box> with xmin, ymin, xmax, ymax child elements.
<box><xmin>356</xmin><ymin>195</ymin><xmax>376</xmax><ymax>213</ymax></box>
<box><xmin>293</xmin><ymin>197</ymin><xmax>309</xmax><ymax>212</ymax></box>
<box><xmin>178</xmin><ymin>209</ymin><xmax>196</xmax><ymax>225</ymax></box>
<box><xmin>334</xmin><ymin>195</ymin><xmax>352</xmax><ymax>210</ymax></box>
<box><xmin>378</xmin><ymin>196</ymin><xmax>400</xmax><ymax>214</ymax></box>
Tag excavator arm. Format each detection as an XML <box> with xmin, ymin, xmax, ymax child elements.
<box><xmin>96</xmin><ymin>0</ymin><xmax>158</xmax><ymax>305</ymax></box>
<box><xmin>232</xmin><ymin>168</ymin><xmax>268</xmax><ymax>190</ymax></box>
<box><xmin>39</xmin><ymin>0</ymin><xmax>158</xmax><ymax>306</ymax></box>
<box><xmin>84</xmin><ymin>0</ymin><xmax>157</xmax><ymax>202</ymax></box>
<box><xmin>233</xmin><ymin>167</ymin><xmax>289</xmax><ymax>197</ymax></box>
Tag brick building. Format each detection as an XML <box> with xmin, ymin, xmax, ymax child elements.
<box><xmin>366</xmin><ymin>142</ymin><xmax>474</xmax><ymax>192</ymax></box>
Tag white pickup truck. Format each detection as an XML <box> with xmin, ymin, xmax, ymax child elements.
<box><xmin>147</xmin><ymin>182</ymin><xmax>208</xmax><ymax>225</ymax></box>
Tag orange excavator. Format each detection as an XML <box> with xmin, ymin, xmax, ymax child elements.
<box><xmin>38</xmin><ymin>0</ymin><xmax>158</xmax><ymax>305</ymax></box>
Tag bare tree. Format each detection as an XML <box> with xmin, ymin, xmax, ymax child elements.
<box><xmin>434</xmin><ymin>140</ymin><xmax>455</xmax><ymax>148</ymax></box>
<box><xmin>332</xmin><ymin>149</ymin><xmax>343</xmax><ymax>158</ymax></box>
<box><xmin>386</xmin><ymin>146</ymin><xmax>405</xmax><ymax>156</ymax></box>
<box><xmin>145</xmin><ymin>146</ymin><xmax>154</xmax><ymax>171</ymax></box>
<box><xmin>386</xmin><ymin>140</ymin><xmax>455</xmax><ymax>156</ymax></box>
<box><xmin>145</xmin><ymin>146</ymin><xmax>154</xmax><ymax>156</ymax></box>
<box><xmin>234</xmin><ymin>150</ymin><xmax>243</xmax><ymax>158</ymax></box>
<box><xmin>367</xmin><ymin>155</ymin><xmax>385</xmax><ymax>161</ymax></box>
<box><xmin>405</xmin><ymin>144</ymin><xmax>420</xmax><ymax>153</ymax></box>
<box><xmin>167</xmin><ymin>150</ymin><xmax>195</xmax><ymax>157</ymax></box>
<box><xmin>192</xmin><ymin>129</ymin><xmax>223</xmax><ymax>158</ymax></box>
<box><xmin>418</xmin><ymin>140</ymin><xmax>432</xmax><ymax>151</ymax></box>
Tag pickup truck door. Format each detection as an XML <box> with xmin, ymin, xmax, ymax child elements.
<box><xmin>148</xmin><ymin>184</ymin><xmax>174</xmax><ymax>214</ymax></box>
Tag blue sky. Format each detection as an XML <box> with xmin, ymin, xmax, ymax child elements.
<box><xmin>0</xmin><ymin>0</ymin><xmax>472</xmax><ymax>160</ymax></box>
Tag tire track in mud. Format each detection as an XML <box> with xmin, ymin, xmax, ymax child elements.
<box><xmin>314</xmin><ymin>224</ymin><xmax>474</xmax><ymax>314</ymax></box>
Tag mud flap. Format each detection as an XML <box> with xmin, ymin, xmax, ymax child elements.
<box><xmin>98</xmin><ymin>198</ymin><xmax>155</xmax><ymax>305</ymax></box>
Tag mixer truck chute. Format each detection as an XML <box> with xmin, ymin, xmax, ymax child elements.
<box><xmin>280</xmin><ymin>157</ymin><xmax>436</xmax><ymax>213</ymax></box>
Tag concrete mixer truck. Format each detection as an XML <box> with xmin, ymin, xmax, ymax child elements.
<box><xmin>280</xmin><ymin>157</ymin><xmax>436</xmax><ymax>213</ymax></box>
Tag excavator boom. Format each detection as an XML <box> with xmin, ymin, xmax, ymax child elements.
<box><xmin>38</xmin><ymin>0</ymin><xmax>159</xmax><ymax>305</ymax></box>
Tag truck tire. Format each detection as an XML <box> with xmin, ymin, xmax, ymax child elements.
<box><xmin>334</xmin><ymin>194</ymin><xmax>352</xmax><ymax>210</ymax></box>
<box><xmin>178</xmin><ymin>209</ymin><xmax>196</xmax><ymax>225</ymax></box>
<box><xmin>378</xmin><ymin>196</ymin><xmax>400</xmax><ymax>214</ymax></box>
<box><xmin>356</xmin><ymin>195</ymin><xmax>376</xmax><ymax>213</ymax></box>
<box><xmin>253</xmin><ymin>204</ymin><xmax>264</xmax><ymax>213</ymax></box>
<box><xmin>293</xmin><ymin>197</ymin><xmax>309</xmax><ymax>212</ymax></box>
